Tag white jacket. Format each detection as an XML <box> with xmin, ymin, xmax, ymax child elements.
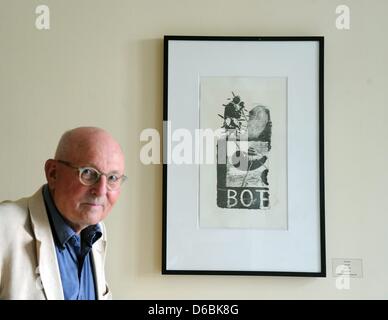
<box><xmin>0</xmin><ymin>187</ymin><xmax>112</xmax><ymax>300</ymax></box>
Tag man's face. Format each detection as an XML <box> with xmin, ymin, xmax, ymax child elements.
<box><xmin>46</xmin><ymin>133</ymin><xmax>125</xmax><ymax>233</ymax></box>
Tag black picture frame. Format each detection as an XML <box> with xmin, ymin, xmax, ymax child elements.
<box><xmin>162</xmin><ymin>36</ymin><xmax>325</xmax><ymax>277</ymax></box>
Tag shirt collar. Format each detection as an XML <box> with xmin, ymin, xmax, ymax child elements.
<box><xmin>42</xmin><ymin>184</ymin><xmax>102</xmax><ymax>249</ymax></box>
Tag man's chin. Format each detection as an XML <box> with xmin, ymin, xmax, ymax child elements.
<box><xmin>79</xmin><ymin>207</ymin><xmax>104</xmax><ymax>222</ymax></box>
<box><xmin>81</xmin><ymin>215</ymin><xmax>103</xmax><ymax>228</ymax></box>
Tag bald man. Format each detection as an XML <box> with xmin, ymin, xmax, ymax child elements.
<box><xmin>0</xmin><ymin>127</ymin><xmax>126</xmax><ymax>300</ymax></box>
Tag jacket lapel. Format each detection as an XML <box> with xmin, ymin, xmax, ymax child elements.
<box><xmin>92</xmin><ymin>234</ymin><xmax>107</xmax><ymax>300</ymax></box>
<box><xmin>28</xmin><ymin>188</ymin><xmax>64</xmax><ymax>300</ymax></box>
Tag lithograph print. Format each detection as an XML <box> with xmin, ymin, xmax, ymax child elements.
<box><xmin>199</xmin><ymin>77</ymin><xmax>288</xmax><ymax>229</ymax></box>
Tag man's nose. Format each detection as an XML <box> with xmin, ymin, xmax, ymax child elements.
<box><xmin>91</xmin><ymin>175</ymin><xmax>108</xmax><ymax>196</ymax></box>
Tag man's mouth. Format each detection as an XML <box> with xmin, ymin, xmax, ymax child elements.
<box><xmin>83</xmin><ymin>203</ymin><xmax>103</xmax><ymax>207</ymax></box>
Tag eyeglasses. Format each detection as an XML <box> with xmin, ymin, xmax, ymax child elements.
<box><xmin>57</xmin><ymin>160</ymin><xmax>127</xmax><ymax>191</ymax></box>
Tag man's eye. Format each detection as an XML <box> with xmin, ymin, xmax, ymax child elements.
<box><xmin>82</xmin><ymin>169</ymin><xmax>93</xmax><ymax>175</ymax></box>
<box><xmin>81</xmin><ymin>168</ymin><xmax>96</xmax><ymax>179</ymax></box>
<box><xmin>108</xmin><ymin>175</ymin><xmax>119</xmax><ymax>183</ymax></box>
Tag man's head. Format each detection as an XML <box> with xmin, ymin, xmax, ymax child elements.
<box><xmin>45</xmin><ymin>127</ymin><xmax>125</xmax><ymax>233</ymax></box>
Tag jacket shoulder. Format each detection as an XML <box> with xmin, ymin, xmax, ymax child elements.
<box><xmin>0</xmin><ymin>196</ymin><xmax>30</xmax><ymax>226</ymax></box>
<box><xmin>0</xmin><ymin>188</ymin><xmax>44</xmax><ymax>244</ymax></box>
<box><xmin>0</xmin><ymin>195</ymin><xmax>35</xmax><ymax>267</ymax></box>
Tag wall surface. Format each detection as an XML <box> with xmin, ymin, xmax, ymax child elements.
<box><xmin>1</xmin><ymin>0</ymin><xmax>387</xmax><ymax>299</ymax></box>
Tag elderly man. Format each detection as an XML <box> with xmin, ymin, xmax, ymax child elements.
<box><xmin>0</xmin><ymin>127</ymin><xmax>126</xmax><ymax>300</ymax></box>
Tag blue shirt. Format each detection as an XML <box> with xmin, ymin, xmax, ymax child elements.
<box><xmin>42</xmin><ymin>184</ymin><xmax>102</xmax><ymax>300</ymax></box>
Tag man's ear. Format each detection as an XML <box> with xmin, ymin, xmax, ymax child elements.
<box><xmin>45</xmin><ymin>159</ymin><xmax>57</xmax><ymax>189</ymax></box>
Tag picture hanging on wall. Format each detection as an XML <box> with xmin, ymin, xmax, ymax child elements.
<box><xmin>163</xmin><ymin>36</ymin><xmax>325</xmax><ymax>276</ymax></box>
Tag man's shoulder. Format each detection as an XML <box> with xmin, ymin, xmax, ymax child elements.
<box><xmin>0</xmin><ymin>196</ymin><xmax>30</xmax><ymax>222</ymax></box>
<box><xmin>0</xmin><ymin>195</ymin><xmax>35</xmax><ymax>251</ymax></box>
<box><xmin>0</xmin><ymin>188</ymin><xmax>44</xmax><ymax>227</ymax></box>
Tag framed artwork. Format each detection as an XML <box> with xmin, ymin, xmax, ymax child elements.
<box><xmin>162</xmin><ymin>36</ymin><xmax>325</xmax><ymax>276</ymax></box>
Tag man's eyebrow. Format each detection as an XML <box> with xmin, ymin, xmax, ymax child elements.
<box><xmin>81</xmin><ymin>163</ymin><xmax>99</xmax><ymax>169</ymax></box>
<box><xmin>108</xmin><ymin>170</ymin><xmax>121</xmax><ymax>175</ymax></box>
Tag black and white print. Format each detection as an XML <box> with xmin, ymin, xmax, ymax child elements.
<box><xmin>217</xmin><ymin>92</ymin><xmax>272</xmax><ymax>210</ymax></box>
<box><xmin>199</xmin><ymin>77</ymin><xmax>288</xmax><ymax>229</ymax></box>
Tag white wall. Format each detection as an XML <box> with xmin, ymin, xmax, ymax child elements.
<box><xmin>0</xmin><ymin>0</ymin><xmax>387</xmax><ymax>299</ymax></box>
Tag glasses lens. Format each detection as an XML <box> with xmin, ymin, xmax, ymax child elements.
<box><xmin>80</xmin><ymin>167</ymin><xmax>99</xmax><ymax>185</ymax></box>
<box><xmin>106</xmin><ymin>174</ymin><xmax>122</xmax><ymax>190</ymax></box>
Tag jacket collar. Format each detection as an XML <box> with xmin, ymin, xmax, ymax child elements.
<box><xmin>28</xmin><ymin>187</ymin><xmax>64</xmax><ymax>300</ymax></box>
<box><xmin>92</xmin><ymin>234</ymin><xmax>107</xmax><ymax>300</ymax></box>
